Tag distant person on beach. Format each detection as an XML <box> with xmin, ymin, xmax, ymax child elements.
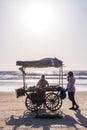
<box><xmin>67</xmin><ymin>71</ymin><xmax>79</xmax><ymax>110</ymax></box>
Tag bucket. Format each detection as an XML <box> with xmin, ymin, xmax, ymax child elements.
<box><xmin>60</xmin><ymin>88</ymin><xmax>67</xmax><ymax>99</ymax></box>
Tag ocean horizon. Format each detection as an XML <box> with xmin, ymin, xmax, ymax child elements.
<box><xmin>0</xmin><ymin>70</ymin><xmax>87</xmax><ymax>92</ymax></box>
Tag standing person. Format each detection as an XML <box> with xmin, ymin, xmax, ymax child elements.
<box><xmin>67</xmin><ymin>71</ymin><xmax>79</xmax><ymax>110</ymax></box>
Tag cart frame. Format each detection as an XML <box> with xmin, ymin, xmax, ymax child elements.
<box><xmin>16</xmin><ymin>58</ymin><xmax>65</xmax><ymax>112</ymax></box>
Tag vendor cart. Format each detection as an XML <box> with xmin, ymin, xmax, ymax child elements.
<box><xmin>16</xmin><ymin>58</ymin><xmax>66</xmax><ymax>113</ymax></box>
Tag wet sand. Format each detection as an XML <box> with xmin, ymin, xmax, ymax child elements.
<box><xmin>0</xmin><ymin>92</ymin><xmax>87</xmax><ymax>130</ymax></box>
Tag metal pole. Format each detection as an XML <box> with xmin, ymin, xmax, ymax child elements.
<box><xmin>59</xmin><ymin>68</ymin><xmax>60</xmax><ymax>86</ymax></box>
<box><xmin>61</xmin><ymin>65</ymin><xmax>63</xmax><ymax>87</ymax></box>
<box><xmin>22</xmin><ymin>67</ymin><xmax>26</xmax><ymax>89</ymax></box>
<box><xmin>59</xmin><ymin>66</ymin><xmax>63</xmax><ymax>87</ymax></box>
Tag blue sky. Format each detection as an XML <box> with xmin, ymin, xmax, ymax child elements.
<box><xmin>0</xmin><ymin>0</ymin><xmax>87</xmax><ymax>70</ymax></box>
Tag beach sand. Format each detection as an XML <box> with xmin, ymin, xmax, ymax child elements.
<box><xmin>0</xmin><ymin>91</ymin><xmax>87</xmax><ymax>130</ymax></box>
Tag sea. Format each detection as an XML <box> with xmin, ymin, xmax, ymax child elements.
<box><xmin>0</xmin><ymin>70</ymin><xmax>87</xmax><ymax>92</ymax></box>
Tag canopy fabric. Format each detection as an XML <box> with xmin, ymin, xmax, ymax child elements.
<box><xmin>16</xmin><ymin>58</ymin><xmax>63</xmax><ymax>68</ymax></box>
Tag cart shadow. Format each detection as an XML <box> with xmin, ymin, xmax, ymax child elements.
<box><xmin>5</xmin><ymin>109</ymin><xmax>86</xmax><ymax>130</ymax></box>
<box><xmin>74</xmin><ymin>109</ymin><xmax>87</xmax><ymax>128</ymax></box>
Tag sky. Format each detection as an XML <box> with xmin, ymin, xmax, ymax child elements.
<box><xmin>0</xmin><ymin>0</ymin><xmax>87</xmax><ymax>71</ymax></box>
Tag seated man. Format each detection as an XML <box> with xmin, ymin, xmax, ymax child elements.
<box><xmin>36</xmin><ymin>75</ymin><xmax>49</xmax><ymax>98</ymax></box>
<box><xmin>36</xmin><ymin>75</ymin><xmax>49</xmax><ymax>89</ymax></box>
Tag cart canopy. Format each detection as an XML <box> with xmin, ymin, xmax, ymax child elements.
<box><xmin>16</xmin><ymin>58</ymin><xmax>63</xmax><ymax>68</ymax></box>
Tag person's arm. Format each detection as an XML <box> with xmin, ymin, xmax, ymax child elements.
<box><xmin>36</xmin><ymin>80</ymin><xmax>40</xmax><ymax>88</ymax></box>
<box><xmin>46</xmin><ymin>80</ymin><xmax>49</xmax><ymax>87</ymax></box>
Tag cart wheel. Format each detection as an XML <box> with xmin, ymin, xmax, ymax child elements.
<box><xmin>45</xmin><ymin>92</ymin><xmax>62</xmax><ymax>111</ymax></box>
<box><xmin>25</xmin><ymin>96</ymin><xmax>42</xmax><ymax>112</ymax></box>
<box><xmin>52</xmin><ymin>96</ymin><xmax>62</xmax><ymax>111</ymax></box>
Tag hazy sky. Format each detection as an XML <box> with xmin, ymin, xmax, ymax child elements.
<box><xmin>0</xmin><ymin>0</ymin><xmax>87</xmax><ymax>71</ymax></box>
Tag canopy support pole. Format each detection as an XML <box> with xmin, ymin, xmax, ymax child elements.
<box><xmin>59</xmin><ymin>66</ymin><xmax>63</xmax><ymax>87</ymax></box>
<box><xmin>22</xmin><ymin>67</ymin><xmax>26</xmax><ymax>89</ymax></box>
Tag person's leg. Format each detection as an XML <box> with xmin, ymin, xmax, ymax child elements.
<box><xmin>72</xmin><ymin>92</ymin><xmax>79</xmax><ymax>109</ymax></box>
<box><xmin>68</xmin><ymin>92</ymin><xmax>79</xmax><ymax>109</ymax></box>
<box><xmin>73</xmin><ymin>100</ymin><xmax>79</xmax><ymax>109</ymax></box>
<box><xmin>68</xmin><ymin>92</ymin><xmax>74</xmax><ymax>109</ymax></box>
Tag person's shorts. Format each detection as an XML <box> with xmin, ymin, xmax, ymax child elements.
<box><xmin>68</xmin><ymin>92</ymin><xmax>75</xmax><ymax>101</ymax></box>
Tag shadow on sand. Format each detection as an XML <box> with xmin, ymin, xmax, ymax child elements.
<box><xmin>6</xmin><ymin>109</ymin><xmax>87</xmax><ymax>130</ymax></box>
<box><xmin>75</xmin><ymin>109</ymin><xmax>87</xmax><ymax>128</ymax></box>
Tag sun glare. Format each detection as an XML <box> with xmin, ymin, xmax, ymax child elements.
<box><xmin>25</xmin><ymin>3</ymin><xmax>56</xmax><ymax>33</ymax></box>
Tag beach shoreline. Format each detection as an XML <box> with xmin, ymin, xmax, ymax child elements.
<box><xmin>0</xmin><ymin>91</ymin><xmax>87</xmax><ymax>130</ymax></box>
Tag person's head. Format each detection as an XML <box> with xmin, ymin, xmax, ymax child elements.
<box><xmin>68</xmin><ymin>71</ymin><xmax>74</xmax><ymax>77</ymax></box>
<box><xmin>41</xmin><ymin>75</ymin><xmax>45</xmax><ymax>80</ymax></box>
